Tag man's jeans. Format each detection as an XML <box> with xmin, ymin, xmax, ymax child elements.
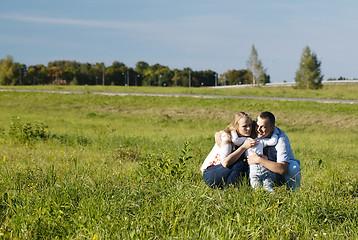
<box><xmin>274</xmin><ymin>160</ymin><xmax>301</xmax><ymax>190</ymax></box>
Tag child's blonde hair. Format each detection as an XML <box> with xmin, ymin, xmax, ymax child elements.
<box><xmin>224</xmin><ymin>112</ymin><xmax>251</xmax><ymax>140</ymax></box>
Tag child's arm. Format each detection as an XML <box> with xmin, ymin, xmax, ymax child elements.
<box><xmin>261</xmin><ymin>127</ymin><xmax>279</xmax><ymax>147</ymax></box>
<box><xmin>231</xmin><ymin>130</ymin><xmax>246</xmax><ymax>146</ymax></box>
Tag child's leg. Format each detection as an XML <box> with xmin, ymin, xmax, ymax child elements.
<box><xmin>249</xmin><ymin>165</ymin><xmax>262</xmax><ymax>189</ymax></box>
<box><xmin>250</xmin><ymin>176</ymin><xmax>261</xmax><ymax>189</ymax></box>
<box><xmin>263</xmin><ymin>176</ymin><xmax>275</xmax><ymax>193</ymax></box>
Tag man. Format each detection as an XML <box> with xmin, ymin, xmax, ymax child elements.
<box><xmin>247</xmin><ymin>111</ymin><xmax>301</xmax><ymax>190</ymax></box>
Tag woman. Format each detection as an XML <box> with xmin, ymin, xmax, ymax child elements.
<box><xmin>200</xmin><ymin>112</ymin><xmax>258</xmax><ymax>188</ymax></box>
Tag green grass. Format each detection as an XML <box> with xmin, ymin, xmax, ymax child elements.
<box><xmin>1</xmin><ymin>82</ymin><xmax>358</xmax><ymax>100</ymax></box>
<box><xmin>0</xmin><ymin>87</ymin><xmax>358</xmax><ymax>239</ymax></box>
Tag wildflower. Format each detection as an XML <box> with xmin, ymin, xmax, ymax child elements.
<box><xmin>2</xmin><ymin>156</ymin><xmax>5</xmax><ymax>162</ymax></box>
<box><xmin>92</xmin><ymin>233</ymin><xmax>98</xmax><ymax>240</ymax></box>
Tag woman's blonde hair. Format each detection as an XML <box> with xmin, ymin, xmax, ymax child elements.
<box><xmin>224</xmin><ymin>112</ymin><xmax>251</xmax><ymax>140</ymax></box>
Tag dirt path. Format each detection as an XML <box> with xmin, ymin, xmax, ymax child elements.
<box><xmin>1</xmin><ymin>88</ymin><xmax>357</xmax><ymax>104</ymax></box>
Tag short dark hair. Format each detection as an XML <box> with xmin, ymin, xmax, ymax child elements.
<box><xmin>259</xmin><ymin>111</ymin><xmax>275</xmax><ymax>126</ymax></box>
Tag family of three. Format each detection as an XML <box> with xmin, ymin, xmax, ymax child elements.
<box><xmin>200</xmin><ymin>111</ymin><xmax>301</xmax><ymax>192</ymax></box>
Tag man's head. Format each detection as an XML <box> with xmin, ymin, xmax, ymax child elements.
<box><xmin>256</xmin><ymin>111</ymin><xmax>275</xmax><ymax>138</ymax></box>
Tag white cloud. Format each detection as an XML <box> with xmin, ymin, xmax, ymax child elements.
<box><xmin>0</xmin><ymin>13</ymin><xmax>244</xmax><ymax>52</ymax></box>
<box><xmin>0</xmin><ymin>13</ymin><xmax>143</xmax><ymax>30</ymax></box>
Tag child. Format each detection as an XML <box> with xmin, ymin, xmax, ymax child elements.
<box><xmin>231</xmin><ymin>125</ymin><xmax>279</xmax><ymax>192</ymax></box>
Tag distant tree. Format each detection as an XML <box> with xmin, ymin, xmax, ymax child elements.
<box><xmin>295</xmin><ymin>46</ymin><xmax>323</xmax><ymax>89</ymax></box>
<box><xmin>77</xmin><ymin>63</ymin><xmax>91</xmax><ymax>85</ymax></box>
<box><xmin>47</xmin><ymin>66</ymin><xmax>64</xmax><ymax>85</ymax></box>
<box><xmin>195</xmin><ymin>70</ymin><xmax>216</xmax><ymax>86</ymax></box>
<box><xmin>18</xmin><ymin>64</ymin><xmax>27</xmax><ymax>85</ymax></box>
<box><xmin>135</xmin><ymin>61</ymin><xmax>149</xmax><ymax>75</ymax></box>
<box><xmin>182</xmin><ymin>68</ymin><xmax>192</xmax><ymax>87</ymax></box>
<box><xmin>171</xmin><ymin>70</ymin><xmax>181</xmax><ymax>87</ymax></box>
<box><xmin>246</xmin><ymin>45</ymin><xmax>267</xmax><ymax>85</ymax></box>
<box><xmin>220</xmin><ymin>69</ymin><xmax>252</xmax><ymax>85</ymax></box>
<box><xmin>25</xmin><ymin>64</ymin><xmax>48</xmax><ymax>85</ymax></box>
<box><xmin>141</xmin><ymin>64</ymin><xmax>172</xmax><ymax>86</ymax></box>
<box><xmin>0</xmin><ymin>55</ymin><xmax>19</xmax><ymax>85</ymax></box>
<box><xmin>156</xmin><ymin>67</ymin><xmax>173</xmax><ymax>86</ymax></box>
<box><xmin>47</xmin><ymin>60</ymin><xmax>82</xmax><ymax>84</ymax></box>
<box><xmin>89</xmin><ymin>63</ymin><xmax>105</xmax><ymax>85</ymax></box>
<box><xmin>106</xmin><ymin>61</ymin><xmax>127</xmax><ymax>86</ymax></box>
<box><xmin>112</xmin><ymin>61</ymin><xmax>125</xmax><ymax>68</ymax></box>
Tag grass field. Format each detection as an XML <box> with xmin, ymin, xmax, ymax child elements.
<box><xmin>0</xmin><ymin>86</ymin><xmax>358</xmax><ymax>239</ymax></box>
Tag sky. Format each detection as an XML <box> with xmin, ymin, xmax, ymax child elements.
<box><xmin>0</xmin><ymin>0</ymin><xmax>357</xmax><ymax>83</ymax></box>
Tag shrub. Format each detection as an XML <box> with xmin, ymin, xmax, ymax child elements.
<box><xmin>138</xmin><ymin>141</ymin><xmax>192</xmax><ymax>181</ymax></box>
<box><xmin>8</xmin><ymin>116</ymin><xmax>48</xmax><ymax>143</ymax></box>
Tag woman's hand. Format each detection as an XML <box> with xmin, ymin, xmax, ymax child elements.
<box><xmin>215</xmin><ymin>131</ymin><xmax>224</xmax><ymax>147</ymax></box>
<box><xmin>242</xmin><ymin>138</ymin><xmax>258</xmax><ymax>150</ymax></box>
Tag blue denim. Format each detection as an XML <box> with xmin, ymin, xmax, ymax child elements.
<box><xmin>249</xmin><ymin>164</ymin><xmax>274</xmax><ymax>192</ymax></box>
<box><xmin>203</xmin><ymin>159</ymin><xmax>248</xmax><ymax>188</ymax></box>
<box><xmin>272</xmin><ymin>160</ymin><xmax>301</xmax><ymax>190</ymax></box>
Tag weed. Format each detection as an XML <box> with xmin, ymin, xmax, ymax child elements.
<box><xmin>8</xmin><ymin>116</ymin><xmax>48</xmax><ymax>143</ymax></box>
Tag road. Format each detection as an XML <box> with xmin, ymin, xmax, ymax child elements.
<box><xmin>1</xmin><ymin>88</ymin><xmax>357</xmax><ymax>104</ymax></box>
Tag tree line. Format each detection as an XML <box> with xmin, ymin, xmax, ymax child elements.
<box><xmin>0</xmin><ymin>57</ymin><xmax>261</xmax><ymax>87</ymax></box>
<box><xmin>0</xmin><ymin>45</ymin><xmax>325</xmax><ymax>89</ymax></box>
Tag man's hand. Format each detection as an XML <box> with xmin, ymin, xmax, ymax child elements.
<box><xmin>247</xmin><ymin>151</ymin><xmax>288</xmax><ymax>175</ymax></box>
<box><xmin>247</xmin><ymin>150</ymin><xmax>267</xmax><ymax>165</ymax></box>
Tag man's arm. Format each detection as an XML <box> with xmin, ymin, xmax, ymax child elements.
<box><xmin>247</xmin><ymin>151</ymin><xmax>288</xmax><ymax>175</ymax></box>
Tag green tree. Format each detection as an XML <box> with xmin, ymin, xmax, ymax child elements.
<box><xmin>77</xmin><ymin>63</ymin><xmax>91</xmax><ymax>85</ymax></box>
<box><xmin>0</xmin><ymin>55</ymin><xmax>19</xmax><ymax>85</ymax></box>
<box><xmin>194</xmin><ymin>70</ymin><xmax>216</xmax><ymax>86</ymax></box>
<box><xmin>135</xmin><ymin>61</ymin><xmax>149</xmax><ymax>75</ymax></box>
<box><xmin>220</xmin><ymin>69</ymin><xmax>252</xmax><ymax>85</ymax></box>
<box><xmin>246</xmin><ymin>45</ymin><xmax>267</xmax><ymax>86</ymax></box>
<box><xmin>89</xmin><ymin>63</ymin><xmax>105</xmax><ymax>85</ymax></box>
<box><xmin>295</xmin><ymin>46</ymin><xmax>323</xmax><ymax>89</ymax></box>
<box><xmin>106</xmin><ymin>61</ymin><xmax>126</xmax><ymax>86</ymax></box>
<box><xmin>25</xmin><ymin>64</ymin><xmax>49</xmax><ymax>85</ymax></box>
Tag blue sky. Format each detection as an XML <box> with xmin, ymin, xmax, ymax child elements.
<box><xmin>1</xmin><ymin>0</ymin><xmax>357</xmax><ymax>83</ymax></box>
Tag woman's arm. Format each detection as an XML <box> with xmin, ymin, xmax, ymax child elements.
<box><xmin>221</xmin><ymin>138</ymin><xmax>258</xmax><ymax>168</ymax></box>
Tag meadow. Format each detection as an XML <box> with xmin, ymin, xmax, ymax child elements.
<box><xmin>0</xmin><ymin>85</ymin><xmax>357</xmax><ymax>239</ymax></box>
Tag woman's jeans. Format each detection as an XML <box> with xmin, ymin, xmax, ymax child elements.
<box><xmin>203</xmin><ymin>160</ymin><xmax>248</xmax><ymax>188</ymax></box>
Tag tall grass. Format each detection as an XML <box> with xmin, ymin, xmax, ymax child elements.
<box><xmin>0</xmin><ymin>89</ymin><xmax>357</xmax><ymax>239</ymax></box>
